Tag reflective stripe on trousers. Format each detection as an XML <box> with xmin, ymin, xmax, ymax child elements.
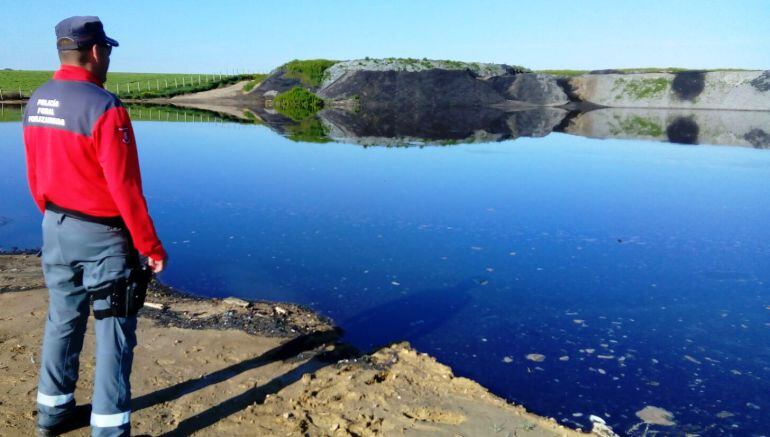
<box><xmin>37</xmin><ymin>210</ymin><xmax>136</xmax><ymax>437</ymax></box>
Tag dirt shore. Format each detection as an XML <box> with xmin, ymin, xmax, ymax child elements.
<box><xmin>0</xmin><ymin>254</ymin><xmax>604</xmax><ymax>436</ymax></box>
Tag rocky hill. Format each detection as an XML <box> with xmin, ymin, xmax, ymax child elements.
<box><xmin>252</xmin><ymin>59</ymin><xmax>770</xmax><ymax>111</ymax></box>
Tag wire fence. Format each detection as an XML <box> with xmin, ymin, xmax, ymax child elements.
<box><xmin>105</xmin><ymin>73</ymin><xmax>238</xmax><ymax>97</ymax></box>
<box><xmin>0</xmin><ymin>72</ymin><xmax>253</xmax><ymax>101</ymax></box>
<box><xmin>1</xmin><ymin>103</ymin><xmax>252</xmax><ymax>126</ymax></box>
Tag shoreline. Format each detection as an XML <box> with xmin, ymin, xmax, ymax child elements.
<box><xmin>0</xmin><ymin>254</ymin><xmax>606</xmax><ymax>436</ymax></box>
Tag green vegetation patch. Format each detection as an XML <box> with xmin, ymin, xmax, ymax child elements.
<box><xmin>613</xmin><ymin>77</ymin><xmax>670</xmax><ymax>100</ymax></box>
<box><xmin>125</xmin><ymin>104</ymin><xmax>247</xmax><ymax>123</ymax></box>
<box><xmin>536</xmin><ymin>69</ymin><xmax>589</xmax><ymax>77</ymax></box>
<box><xmin>284</xmin><ymin>116</ymin><xmax>331</xmax><ymax>143</ymax></box>
<box><xmin>0</xmin><ymin>104</ymin><xmax>24</xmax><ymax>122</ymax></box>
<box><xmin>0</xmin><ymin>69</ymin><xmax>260</xmax><ymax>100</ymax></box>
<box><xmin>243</xmin><ymin>73</ymin><xmax>269</xmax><ymax>92</ymax></box>
<box><xmin>281</xmin><ymin>59</ymin><xmax>338</xmax><ymax>88</ymax></box>
<box><xmin>273</xmin><ymin>87</ymin><xmax>325</xmax><ymax>120</ymax></box>
<box><xmin>610</xmin><ymin>115</ymin><xmax>664</xmax><ymax>137</ymax></box>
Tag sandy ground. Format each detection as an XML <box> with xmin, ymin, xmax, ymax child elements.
<box><xmin>0</xmin><ymin>255</ymin><xmax>601</xmax><ymax>436</ymax></box>
<box><xmin>169</xmin><ymin>80</ymin><xmax>252</xmax><ymax>102</ymax></box>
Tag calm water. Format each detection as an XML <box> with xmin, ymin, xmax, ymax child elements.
<box><xmin>2</xmin><ymin>114</ymin><xmax>769</xmax><ymax>435</ymax></box>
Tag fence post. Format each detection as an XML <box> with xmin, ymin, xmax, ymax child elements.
<box><xmin>174</xmin><ymin>78</ymin><xmax>178</xmax><ymax>88</ymax></box>
<box><xmin>156</xmin><ymin>79</ymin><xmax>160</xmax><ymax>90</ymax></box>
<box><xmin>182</xmin><ymin>77</ymin><xmax>185</xmax><ymax>86</ymax></box>
<box><xmin>165</xmin><ymin>79</ymin><xmax>168</xmax><ymax>88</ymax></box>
<box><xmin>0</xmin><ymin>88</ymin><xmax>4</xmax><ymax>101</ymax></box>
<box><xmin>127</xmin><ymin>83</ymin><xmax>131</xmax><ymax>93</ymax></box>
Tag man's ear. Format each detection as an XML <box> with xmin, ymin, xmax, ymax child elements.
<box><xmin>90</xmin><ymin>44</ymin><xmax>101</xmax><ymax>64</ymax></box>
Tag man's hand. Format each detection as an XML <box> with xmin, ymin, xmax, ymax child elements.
<box><xmin>148</xmin><ymin>256</ymin><xmax>166</xmax><ymax>273</ymax></box>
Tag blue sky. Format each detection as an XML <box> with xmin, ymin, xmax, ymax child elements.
<box><xmin>1</xmin><ymin>0</ymin><xmax>767</xmax><ymax>73</ymax></box>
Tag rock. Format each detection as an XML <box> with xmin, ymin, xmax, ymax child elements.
<box><xmin>487</xmin><ymin>73</ymin><xmax>569</xmax><ymax>106</ymax></box>
<box><xmin>318</xmin><ymin>68</ymin><xmax>508</xmax><ymax>107</ymax></box>
<box><xmin>590</xmin><ymin>415</ymin><xmax>621</xmax><ymax>437</ymax></box>
<box><xmin>274</xmin><ymin>306</ymin><xmax>288</xmax><ymax>315</ymax></box>
<box><xmin>144</xmin><ymin>302</ymin><xmax>166</xmax><ymax>310</ymax></box>
<box><xmin>569</xmin><ymin>70</ymin><xmax>770</xmax><ymax>110</ymax></box>
<box><xmin>635</xmin><ymin>405</ymin><xmax>675</xmax><ymax>426</ymax></box>
<box><xmin>223</xmin><ymin>297</ymin><xmax>251</xmax><ymax>308</ymax></box>
<box><xmin>750</xmin><ymin>70</ymin><xmax>770</xmax><ymax>92</ymax></box>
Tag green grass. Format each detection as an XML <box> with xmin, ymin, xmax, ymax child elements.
<box><xmin>124</xmin><ymin>104</ymin><xmax>248</xmax><ymax>123</ymax></box>
<box><xmin>242</xmin><ymin>73</ymin><xmax>269</xmax><ymax>92</ymax></box>
<box><xmin>0</xmin><ymin>102</ymin><xmax>247</xmax><ymax>123</ymax></box>
<box><xmin>612</xmin><ymin>77</ymin><xmax>670</xmax><ymax>99</ymax></box>
<box><xmin>536</xmin><ymin>67</ymin><xmax>750</xmax><ymax>77</ymax></box>
<box><xmin>116</xmin><ymin>75</ymin><xmax>253</xmax><ymax>99</ymax></box>
<box><xmin>284</xmin><ymin>116</ymin><xmax>331</xmax><ymax>143</ymax></box>
<box><xmin>610</xmin><ymin>115</ymin><xmax>664</xmax><ymax>137</ymax></box>
<box><xmin>0</xmin><ymin>69</ymin><xmax>261</xmax><ymax>99</ymax></box>
<box><xmin>273</xmin><ymin>87</ymin><xmax>325</xmax><ymax>120</ymax></box>
<box><xmin>0</xmin><ymin>104</ymin><xmax>23</xmax><ymax>122</ymax></box>
<box><xmin>280</xmin><ymin>59</ymin><xmax>338</xmax><ymax>88</ymax></box>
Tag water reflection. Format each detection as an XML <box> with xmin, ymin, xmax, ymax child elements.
<box><xmin>4</xmin><ymin>102</ymin><xmax>768</xmax><ymax>149</ymax></box>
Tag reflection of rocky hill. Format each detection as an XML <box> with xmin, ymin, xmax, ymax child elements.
<box><xmin>564</xmin><ymin>108</ymin><xmax>770</xmax><ymax>148</ymax></box>
<box><xmin>318</xmin><ymin>106</ymin><xmax>566</xmax><ymax>146</ymax></box>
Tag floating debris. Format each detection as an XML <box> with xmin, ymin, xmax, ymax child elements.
<box><xmin>559</xmin><ymin>356</ymin><xmax>570</xmax><ymax>361</ymax></box>
<box><xmin>597</xmin><ymin>355</ymin><xmax>615</xmax><ymax>360</ymax></box>
<box><xmin>635</xmin><ymin>406</ymin><xmax>675</xmax><ymax>426</ymax></box>
<box><xmin>746</xmin><ymin>402</ymin><xmax>761</xmax><ymax>410</ymax></box>
<box><xmin>502</xmin><ymin>356</ymin><xmax>513</xmax><ymax>364</ymax></box>
<box><xmin>683</xmin><ymin>355</ymin><xmax>701</xmax><ymax>365</ymax></box>
<box><xmin>589</xmin><ymin>415</ymin><xmax>606</xmax><ymax>425</ymax></box>
<box><xmin>716</xmin><ymin>411</ymin><xmax>735</xmax><ymax>419</ymax></box>
<box><xmin>525</xmin><ymin>353</ymin><xmax>546</xmax><ymax>362</ymax></box>
<box><xmin>391</xmin><ymin>281</ymin><xmax>401</xmax><ymax>286</ymax></box>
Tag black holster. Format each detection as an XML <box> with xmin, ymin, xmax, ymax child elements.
<box><xmin>92</xmin><ymin>265</ymin><xmax>152</xmax><ymax>319</ymax></box>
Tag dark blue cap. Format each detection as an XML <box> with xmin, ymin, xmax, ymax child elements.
<box><xmin>55</xmin><ymin>16</ymin><xmax>119</xmax><ymax>50</ymax></box>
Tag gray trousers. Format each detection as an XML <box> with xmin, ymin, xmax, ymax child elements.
<box><xmin>38</xmin><ymin>210</ymin><xmax>136</xmax><ymax>437</ymax></box>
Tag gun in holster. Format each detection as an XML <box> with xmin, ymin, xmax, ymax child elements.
<box><xmin>91</xmin><ymin>262</ymin><xmax>153</xmax><ymax>320</ymax></box>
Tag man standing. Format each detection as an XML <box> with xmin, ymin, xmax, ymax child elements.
<box><xmin>23</xmin><ymin>16</ymin><xmax>167</xmax><ymax>436</ymax></box>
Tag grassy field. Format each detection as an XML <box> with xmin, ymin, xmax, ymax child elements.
<box><xmin>536</xmin><ymin>68</ymin><xmax>751</xmax><ymax>76</ymax></box>
<box><xmin>0</xmin><ymin>70</ymin><xmax>260</xmax><ymax>99</ymax></box>
<box><xmin>0</xmin><ymin>103</ymin><xmax>251</xmax><ymax>124</ymax></box>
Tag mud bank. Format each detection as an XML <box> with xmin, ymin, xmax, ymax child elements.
<box><xmin>0</xmin><ymin>255</ymin><xmax>607</xmax><ymax>436</ymax></box>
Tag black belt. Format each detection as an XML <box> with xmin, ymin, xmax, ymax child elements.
<box><xmin>45</xmin><ymin>202</ymin><xmax>126</xmax><ymax>229</ymax></box>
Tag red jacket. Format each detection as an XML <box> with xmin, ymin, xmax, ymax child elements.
<box><xmin>23</xmin><ymin>65</ymin><xmax>166</xmax><ymax>262</ymax></box>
